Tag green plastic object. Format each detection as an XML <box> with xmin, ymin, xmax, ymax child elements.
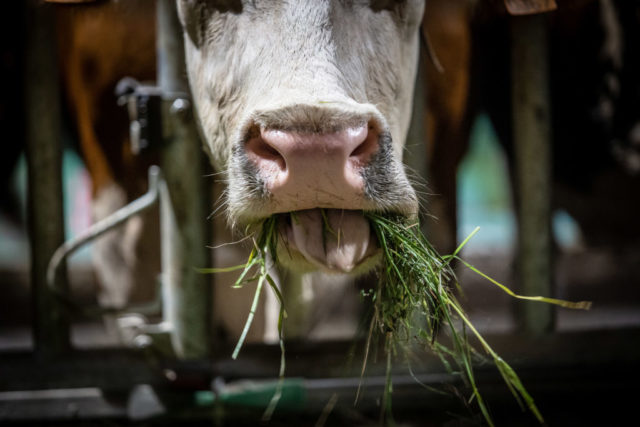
<box><xmin>194</xmin><ymin>378</ymin><xmax>307</xmax><ymax>411</ymax></box>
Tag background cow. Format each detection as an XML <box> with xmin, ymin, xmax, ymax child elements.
<box><xmin>423</xmin><ymin>0</ymin><xmax>640</xmax><ymax>254</ymax></box>
<box><xmin>56</xmin><ymin>0</ymin><xmax>160</xmax><ymax>310</ymax></box>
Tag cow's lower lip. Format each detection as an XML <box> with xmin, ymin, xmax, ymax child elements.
<box><xmin>276</xmin><ymin>209</ymin><xmax>380</xmax><ymax>274</ymax></box>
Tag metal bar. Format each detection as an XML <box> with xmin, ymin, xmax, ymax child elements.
<box><xmin>510</xmin><ymin>13</ymin><xmax>554</xmax><ymax>334</ymax></box>
<box><xmin>157</xmin><ymin>0</ymin><xmax>188</xmax><ymax>95</ymax></box>
<box><xmin>3</xmin><ymin>327</ymin><xmax>640</xmax><ymax>391</ymax></box>
<box><xmin>0</xmin><ymin>349</ymin><xmax>165</xmax><ymax>392</ymax></box>
<box><xmin>403</xmin><ymin>46</ymin><xmax>429</xmax><ymax>236</ymax></box>
<box><xmin>157</xmin><ymin>0</ymin><xmax>212</xmax><ymax>359</ymax></box>
<box><xmin>24</xmin><ymin>0</ymin><xmax>70</xmax><ymax>357</ymax></box>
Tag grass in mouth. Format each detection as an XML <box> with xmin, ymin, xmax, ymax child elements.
<box><xmin>200</xmin><ymin>211</ymin><xmax>591</xmax><ymax>426</ymax></box>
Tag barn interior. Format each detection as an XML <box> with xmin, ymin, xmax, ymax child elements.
<box><xmin>1</xmin><ymin>0</ymin><xmax>639</xmax><ymax>426</ymax></box>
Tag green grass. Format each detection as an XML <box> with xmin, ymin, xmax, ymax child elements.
<box><xmin>200</xmin><ymin>211</ymin><xmax>591</xmax><ymax>425</ymax></box>
<box><xmin>198</xmin><ymin>215</ymin><xmax>284</xmax><ymax>422</ymax></box>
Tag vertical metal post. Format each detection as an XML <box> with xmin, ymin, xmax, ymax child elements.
<box><xmin>157</xmin><ymin>0</ymin><xmax>212</xmax><ymax>358</ymax></box>
<box><xmin>404</xmin><ymin>50</ymin><xmax>429</xmax><ymax>236</ymax></box>
<box><xmin>511</xmin><ymin>13</ymin><xmax>554</xmax><ymax>334</ymax></box>
<box><xmin>25</xmin><ymin>0</ymin><xmax>71</xmax><ymax>357</ymax></box>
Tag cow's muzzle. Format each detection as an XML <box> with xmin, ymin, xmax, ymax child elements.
<box><xmin>227</xmin><ymin>105</ymin><xmax>417</xmax><ymax>273</ymax></box>
<box><xmin>243</xmin><ymin>116</ymin><xmax>380</xmax><ymax>213</ymax></box>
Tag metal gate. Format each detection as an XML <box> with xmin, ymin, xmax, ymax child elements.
<box><xmin>1</xmin><ymin>0</ymin><xmax>639</xmax><ymax>425</ymax></box>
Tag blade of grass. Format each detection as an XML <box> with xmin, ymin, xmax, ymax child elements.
<box><xmin>449</xmin><ymin>226</ymin><xmax>481</xmax><ymax>261</ymax></box>
<box><xmin>261</xmin><ymin>275</ymin><xmax>287</xmax><ymax>421</ymax></box>
<box><xmin>380</xmin><ymin>332</ymin><xmax>395</xmax><ymax>427</ymax></box>
<box><xmin>457</xmin><ymin>257</ymin><xmax>592</xmax><ymax>310</ymax></box>
<box><xmin>231</xmin><ymin>248</ymin><xmax>259</xmax><ymax>288</ymax></box>
<box><xmin>262</xmin><ymin>306</ymin><xmax>286</xmax><ymax>422</ymax></box>
<box><xmin>315</xmin><ymin>393</ymin><xmax>339</xmax><ymax>427</ymax></box>
<box><xmin>232</xmin><ymin>272</ymin><xmax>265</xmax><ymax>360</ymax></box>
<box><xmin>195</xmin><ymin>264</ymin><xmax>250</xmax><ymax>274</ymax></box>
<box><xmin>355</xmin><ymin>312</ymin><xmax>376</xmax><ymax>406</ymax></box>
<box><xmin>448</xmin><ymin>299</ymin><xmax>544</xmax><ymax>424</ymax></box>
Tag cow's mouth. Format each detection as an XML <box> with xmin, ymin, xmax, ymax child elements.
<box><xmin>275</xmin><ymin>208</ymin><xmax>381</xmax><ymax>274</ymax></box>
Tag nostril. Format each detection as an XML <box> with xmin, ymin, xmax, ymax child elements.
<box><xmin>349</xmin><ymin>121</ymin><xmax>379</xmax><ymax>164</ymax></box>
<box><xmin>245</xmin><ymin>128</ymin><xmax>286</xmax><ymax>171</ymax></box>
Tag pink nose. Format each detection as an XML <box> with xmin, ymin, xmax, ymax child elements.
<box><xmin>245</xmin><ymin>122</ymin><xmax>379</xmax><ymax>211</ymax></box>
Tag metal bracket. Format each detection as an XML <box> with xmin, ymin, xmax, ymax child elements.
<box><xmin>115</xmin><ymin>77</ymin><xmax>191</xmax><ymax>155</ymax></box>
<box><xmin>116</xmin><ymin>78</ymin><xmax>164</xmax><ymax>155</ymax></box>
<box><xmin>46</xmin><ymin>166</ymin><xmax>182</xmax><ymax>354</ymax></box>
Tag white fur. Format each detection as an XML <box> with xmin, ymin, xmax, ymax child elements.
<box><xmin>176</xmin><ymin>0</ymin><xmax>426</xmax><ymax>340</ymax></box>
<box><xmin>178</xmin><ymin>0</ymin><xmax>424</xmax><ymax>227</ymax></box>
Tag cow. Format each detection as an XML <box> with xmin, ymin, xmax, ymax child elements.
<box><xmin>177</xmin><ymin>0</ymin><xmax>424</xmax><ymax>274</ymax></box>
<box><xmin>52</xmin><ymin>0</ymin><xmax>427</xmax><ymax>342</ymax></box>
<box><xmin>51</xmin><ymin>0</ymin><xmax>640</xmax><ymax>347</ymax></box>
<box><xmin>53</xmin><ymin>0</ymin><xmax>269</xmax><ymax>342</ymax></box>
<box><xmin>55</xmin><ymin>0</ymin><xmax>160</xmax><ymax>310</ymax></box>
<box><xmin>421</xmin><ymin>0</ymin><xmax>640</xmax><ymax>254</ymax></box>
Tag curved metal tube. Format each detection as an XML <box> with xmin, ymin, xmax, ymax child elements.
<box><xmin>46</xmin><ymin>166</ymin><xmax>162</xmax><ymax>314</ymax></box>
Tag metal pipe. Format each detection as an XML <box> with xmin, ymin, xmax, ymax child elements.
<box><xmin>47</xmin><ymin>167</ymin><xmax>161</xmax><ymax>304</ymax></box>
<box><xmin>25</xmin><ymin>0</ymin><xmax>70</xmax><ymax>357</ymax></box>
<box><xmin>511</xmin><ymin>13</ymin><xmax>555</xmax><ymax>334</ymax></box>
<box><xmin>157</xmin><ymin>0</ymin><xmax>187</xmax><ymax>95</ymax></box>
<box><xmin>157</xmin><ymin>0</ymin><xmax>212</xmax><ymax>359</ymax></box>
<box><xmin>404</xmin><ymin>46</ymin><xmax>429</xmax><ymax>237</ymax></box>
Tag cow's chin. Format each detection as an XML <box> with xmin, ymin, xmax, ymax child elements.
<box><xmin>274</xmin><ymin>209</ymin><xmax>382</xmax><ymax>275</ymax></box>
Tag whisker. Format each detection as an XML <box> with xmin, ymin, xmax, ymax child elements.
<box><xmin>207</xmin><ymin>233</ymin><xmax>254</xmax><ymax>250</ymax></box>
<box><xmin>202</xmin><ymin>170</ymin><xmax>226</xmax><ymax>178</ymax></box>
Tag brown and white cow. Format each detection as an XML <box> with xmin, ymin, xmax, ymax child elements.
<box><xmin>424</xmin><ymin>0</ymin><xmax>640</xmax><ymax>251</ymax></box>
<box><xmin>55</xmin><ymin>0</ymin><xmax>160</xmax><ymax>309</ymax></box>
